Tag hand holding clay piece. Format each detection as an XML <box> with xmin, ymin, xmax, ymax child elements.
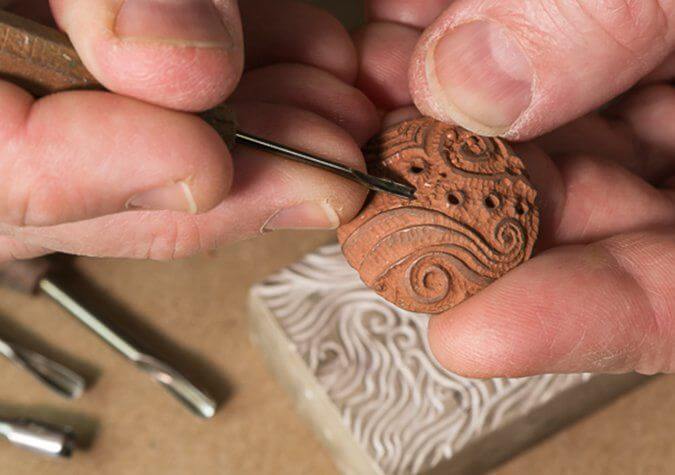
<box><xmin>338</xmin><ymin>118</ymin><xmax>539</xmax><ymax>314</ymax></box>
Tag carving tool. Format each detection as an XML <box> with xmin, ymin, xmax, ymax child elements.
<box><xmin>0</xmin><ymin>259</ymin><xmax>217</xmax><ymax>419</ymax></box>
<box><xmin>0</xmin><ymin>11</ymin><xmax>416</xmax><ymax>200</ymax></box>
<box><xmin>0</xmin><ymin>416</ymin><xmax>75</xmax><ymax>458</ymax></box>
<box><xmin>0</xmin><ymin>334</ymin><xmax>85</xmax><ymax>399</ymax></box>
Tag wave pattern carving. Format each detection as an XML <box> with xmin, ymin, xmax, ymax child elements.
<box><xmin>254</xmin><ymin>245</ymin><xmax>592</xmax><ymax>475</ymax></box>
<box><xmin>339</xmin><ymin>118</ymin><xmax>539</xmax><ymax>314</ymax></box>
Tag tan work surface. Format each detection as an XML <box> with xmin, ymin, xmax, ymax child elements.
<box><xmin>0</xmin><ymin>0</ymin><xmax>671</xmax><ymax>471</ymax></box>
<box><xmin>0</xmin><ymin>231</ymin><xmax>672</xmax><ymax>474</ymax></box>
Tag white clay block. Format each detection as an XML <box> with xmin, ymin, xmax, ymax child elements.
<box><xmin>249</xmin><ymin>244</ymin><xmax>645</xmax><ymax>475</ymax></box>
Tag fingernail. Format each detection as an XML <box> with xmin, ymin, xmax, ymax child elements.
<box><xmin>427</xmin><ymin>21</ymin><xmax>533</xmax><ymax>135</ymax></box>
<box><xmin>261</xmin><ymin>202</ymin><xmax>340</xmax><ymax>233</ymax></box>
<box><xmin>115</xmin><ymin>0</ymin><xmax>231</xmax><ymax>47</ymax></box>
<box><xmin>126</xmin><ymin>181</ymin><xmax>198</xmax><ymax>213</ymax></box>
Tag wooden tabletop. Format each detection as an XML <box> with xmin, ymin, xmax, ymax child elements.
<box><xmin>0</xmin><ymin>231</ymin><xmax>673</xmax><ymax>474</ymax></box>
<box><xmin>1</xmin><ymin>2</ymin><xmax>674</xmax><ymax>473</ymax></box>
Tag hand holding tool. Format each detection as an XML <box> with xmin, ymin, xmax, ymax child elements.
<box><xmin>0</xmin><ymin>258</ymin><xmax>217</xmax><ymax>419</ymax></box>
<box><xmin>0</xmin><ymin>335</ymin><xmax>85</xmax><ymax>399</ymax></box>
<box><xmin>0</xmin><ymin>10</ymin><xmax>415</xmax><ymax>200</ymax></box>
<box><xmin>0</xmin><ymin>416</ymin><xmax>75</xmax><ymax>458</ymax></box>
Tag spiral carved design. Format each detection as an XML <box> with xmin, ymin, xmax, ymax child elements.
<box><xmin>338</xmin><ymin>118</ymin><xmax>539</xmax><ymax>314</ymax></box>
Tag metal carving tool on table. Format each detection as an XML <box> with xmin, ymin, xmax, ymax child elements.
<box><xmin>0</xmin><ymin>10</ymin><xmax>416</xmax><ymax>200</ymax></box>
<box><xmin>0</xmin><ymin>416</ymin><xmax>75</xmax><ymax>458</ymax></box>
<box><xmin>0</xmin><ymin>334</ymin><xmax>85</xmax><ymax>399</ymax></box>
<box><xmin>0</xmin><ymin>259</ymin><xmax>217</xmax><ymax>419</ymax></box>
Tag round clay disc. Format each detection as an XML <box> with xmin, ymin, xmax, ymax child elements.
<box><xmin>337</xmin><ymin>118</ymin><xmax>540</xmax><ymax>314</ymax></box>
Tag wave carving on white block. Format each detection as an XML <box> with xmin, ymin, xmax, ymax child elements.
<box><xmin>254</xmin><ymin>244</ymin><xmax>591</xmax><ymax>475</ymax></box>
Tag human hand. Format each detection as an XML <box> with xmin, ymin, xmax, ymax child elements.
<box><xmin>357</xmin><ymin>0</ymin><xmax>675</xmax><ymax>375</ymax></box>
<box><xmin>0</xmin><ymin>0</ymin><xmax>377</xmax><ymax>260</ymax></box>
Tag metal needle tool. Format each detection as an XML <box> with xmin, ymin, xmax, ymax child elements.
<box><xmin>0</xmin><ymin>417</ymin><xmax>75</xmax><ymax>458</ymax></box>
<box><xmin>0</xmin><ymin>11</ymin><xmax>416</xmax><ymax>200</ymax></box>
<box><xmin>38</xmin><ymin>278</ymin><xmax>217</xmax><ymax>419</ymax></box>
<box><xmin>0</xmin><ymin>260</ymin><xmax>217</xmax><ymax>419</ymax></box>
<box><xmin>0</xmin><ymin>336</ymin><xmax>85</xmax><ymax>399</ymax></box>
<box><xmin>234</xmin><ymin>132</ymin><xmax>416</xmax><ymax>199</ymax></box>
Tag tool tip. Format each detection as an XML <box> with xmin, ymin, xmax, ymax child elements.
<box><xmin>135</xmin><ymin>355</ymin><xmax>218</xmax><ymax>419</ymax></box>
<box><xmin>3</xmin><ymin>341</ymin><xmax>87</xmax><ymax>400</ymax></box>
<box><xmin>354</xmin><ymin>171</ymin><xmax>417</xmax><ymax>199</ymax></box>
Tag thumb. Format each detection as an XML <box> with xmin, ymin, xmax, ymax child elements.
<box><xmin>428</xmin><ymin>228</ymin><xmax>675</xmax><ymax>377</ymax></box>
<box><xmin>49</xmin><ymin>0</ymin><xmax>244</xmax><ymax>111</ymax></box>
<box><xmin>410</xmin><ymin>0</ymin><xmax>675</xmax><ymax>139</ymax></box>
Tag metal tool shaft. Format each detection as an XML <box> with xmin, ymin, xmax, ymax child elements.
<box><xmin>0</xmin><ymin>10</ymin><xmax>416</xmax><ymax>200</ymax></box>
<box><xmin>234</xmin><ymin>133</ymin><xmax>416</xmax><ymax>199</ymax></box>
<box><xmin>38</xmin><ymin>278</ymin><xmax>217</xmax><ymax>419</ymax></box>
<box><xmin>0</xmin><ymin>337</ymin><xmax>85</xmax><ymax>399</ymax></box>
<box><xmin>0</xmin><ymin>417</ymin><xmax>75</xmax><ymax>458</ymax></box>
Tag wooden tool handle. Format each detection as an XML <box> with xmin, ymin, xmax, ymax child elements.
<box><xmin>0</xmin><ymin>259</ymin><xmax>50</xmax><ymax>294</ymax></box>
<box><xmin>0</xmin><ymin>10</ymin><xmax>237</xmax><ymax>148</ymax></box>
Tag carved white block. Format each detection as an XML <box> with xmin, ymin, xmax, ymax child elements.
<box><xmin>249</xmin><ymin>244</ymin><xmax>644</xmax><ymax>475</ymax></box>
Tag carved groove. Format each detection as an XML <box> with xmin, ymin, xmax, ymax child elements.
<box><xmin>253</xmin><ymin>244</ymin><xmax>595</xmax><ymax>475</ymax></box>
<box><xmin>338</xmin><ymin>118</ymin><xmax>539</xmax><ymax>314</ymax></box>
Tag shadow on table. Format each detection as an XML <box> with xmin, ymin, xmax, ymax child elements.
<box><xmin>48</xmin><ymin>264</ymin><xmax>234</xmax><ymax>409</ymax></box>
<box><xmin>0</xmin><ymin>402</ymin><xmax>99</xmax><ymax>450</ymax></box>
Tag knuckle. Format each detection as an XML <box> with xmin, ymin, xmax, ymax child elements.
<box><xmin>572</xmin><ymin>0</ymin><xmax>671</xmax><ymax>53</ymax></box>
<box><xmin>597</xmin><ymin>235</ymin><xmax>675</xmax><ymax>374</ymax></box>
<box><xmin>1</xmin><ymin>135</ymin><xmax>85</xmax><ymax>227</ymax></box>
<box><xmin>7</xmin><ymin>175</ymin><xmax>80</xmax><ymax>227</ymax></box>
<box><xmin>143</xmin><ymin>218</ymin><xmax>205</xmax><ymax>261</ymax></box>
<box><xmin>0</xmin><ymin>240</ymin><xmax>47</xmax><ymax>262</ymax></box>
<box><xmin>97</xmin><ymin>46</ymin><xmax>239</xmax><ymax>111</ymax></box>
<box><xmin>249</xmin><ymin>0</ymin><xmax>356</xmax><ymax>81</ymax></box>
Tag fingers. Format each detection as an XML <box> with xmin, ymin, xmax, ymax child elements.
<box><xmin>428</xmin><ymin>227</ymin><xmax>675</xmax><ymax>376</ymax></box>
<box><xmin>240</xmin><ymin>0</ymin><xmax>357</xmax><ymax>84</ymax></box>
<box><xmin>48</xmin><ymin>0</ymin><xmax>244</xmax><ymax>111</ymax></box>
<box><xmin>367</xmin><ymin>0</ymin><xmax>450</xmax><ymax>28</ymax></box>
<box><xmin>620</xmin><ymin>85</ymin><xmax>675</xmax><ymax>152</ymax></box>
<box><xmin>227</xmin><ymin>102</ymin><xmax>368</xmax><ymax>234</ymax></box>
<box><xmin>0</xmin><ymin>2</ymin><xmax>373</xmax><ymax>262</ymax></box>
<box><xmin>230</xmin><ymin>63</ymin><xmax>379</xmax><ymax>145</ymax></box>
<box><xmin>381</xmin><ymin>106</ymin><xmax>422</xmax><ymax>128</ymax></box>
<box><xmin>615</xmin><ymin>85</ymin><xmax>675</xmax><ymax>180</ymax></box>
<box><xmin>0</xmin><ymin>236</ymin><xmax>49</xmax><ymax>262</ymax></box>
<box><xmin>644</xmin><ymin>51</ymin><xmax>675</xmax><ymax>83</ymax></box>
<box><xmin>409</xmin><ymin>0</ymin><xmax>675</xmax><ymax>139</ymax></box>
<box><xmin>535</xmin><ymin>113</ymin><xmax>641</xmax><ymax>176</ymax></box>
<box><xmin>353</xmin><ymin>22</ymin><xmax>419</xmax><ymax>110</ymax></box>
<box><xmin>517</xmin><ymin>145</ymin><xmax>675</xmax><ymax>248</ymax></box>
<box><xmin>9</xmin><ymin>103</ymin><xmax>368</xmax><ymax>259</ymax></box>
<box><xmin>0</xmin><ymin>80</ymin><xmax>231</xmax><ymax>227</ymax></box>
<box><xmin>536</xmin><ymin>85</ymin><xmax>675</xmax><ymax>183</ymax></box>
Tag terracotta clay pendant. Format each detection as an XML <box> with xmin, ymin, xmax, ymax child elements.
<box><xmin>337</xmin><ymin>118</ymin><xmax>539</xmax><ymax>314</ymax></box>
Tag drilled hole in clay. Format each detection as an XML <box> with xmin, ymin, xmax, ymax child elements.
<box><xmin>516</xmin><ymin>201</ymin><xmax>528</xmax><ymax>215</ymax></box>
<box><xmin>408</xmin><ymin>158</ymin><xmax>426</xmax><ymax>175</ymax></box>
<box><xmin>440</xmin><ymin>172</ymin><xmax>447</xmax><ymax>178</ymax></box>
<box><xmin>447</xmin><ymin>192</ymin><xmax>462</xmax><ymax>206</ymax></box>
<box><xmin>484</xmin><ymin>194</ymin><xmax>500</xmax><ymax>209</ymax></box>
<box><xmin>337</xmin><ymin>117</ymin><xmax>540</xmax><ymax>315</ymax></box>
